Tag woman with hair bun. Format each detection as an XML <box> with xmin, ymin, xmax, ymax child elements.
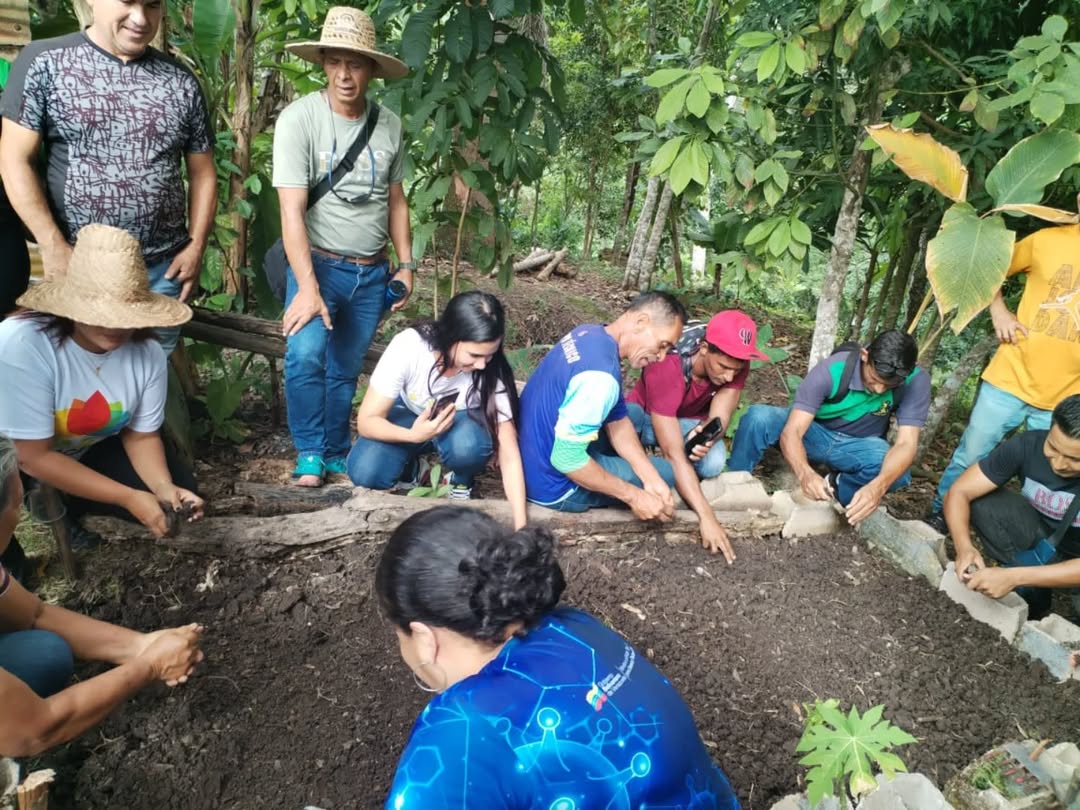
<box><xmin>376</xmin><ymin>506</ymin><xmax>740</xmax><ymax>809</ymax></box>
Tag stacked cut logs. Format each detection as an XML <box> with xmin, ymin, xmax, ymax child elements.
<box><xmin>490</xmin><ymin>247</ymin><xmax>576</xmax><ymax>280</ymax></box>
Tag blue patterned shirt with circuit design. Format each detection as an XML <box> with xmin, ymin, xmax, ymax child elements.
<box><xmin>386</xmin><ymin>607</ymin><xmax>740</xmax><ymax>810</ymax></box>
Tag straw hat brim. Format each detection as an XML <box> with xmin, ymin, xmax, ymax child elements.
<box><xmin>286</xmin><ymin>42</ymin><xmax>409</xmax><ymax>79</ymax></box>
<box><xmin>17</xmin><ymin>283</ymin><xmax>193</xmax><ymax>330</ymax></box>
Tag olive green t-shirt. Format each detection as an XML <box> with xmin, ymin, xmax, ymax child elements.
<box><xmin>272</xmin><ymin>91</ymin><xmax>404</xmax><ymax>258</ymax></box>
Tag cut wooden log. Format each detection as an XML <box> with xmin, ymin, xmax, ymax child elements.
<box><xmin>536</xmin><ymin>248</ymin><xmax>568</xmax><ymax>281</ymax></box>
<box><xmin>17</xmin><ymin>769</ymin><xmax>55</xmax><ymax>810</ymax></box>
<box><xmin>513</xmin><ymin>251</ymin><xmax>555</xmax><ymax>272</ymax></box>
<box><xmin>232</xmin><ymin>481</ymin><xmax>354</xmax><ymax>515</ymax></box>
<box><xmin>85</xmin><ymin>490</ymin><xmax>784</xmax><ymax>559</ymax></box>
<box><xmin>181</xmin><ymin>308</ymin><xmax>386</xmax><ymax>371</ymax></box>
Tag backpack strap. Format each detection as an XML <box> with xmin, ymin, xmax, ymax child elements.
<box><xmin>823</xmin><ymin>349</ymin><xmax>860</xmax><ymax>405</ymax></box>
<box><xmin>1046</xmin><ymin>481</ymin><xmax>1080</xmax><ymax>552</ymax></box>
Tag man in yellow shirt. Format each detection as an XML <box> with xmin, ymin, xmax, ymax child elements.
<box><xmin>929</xmin><ymin>223</ymin><xmax>1080</xmax><ymax>525</ymax></box>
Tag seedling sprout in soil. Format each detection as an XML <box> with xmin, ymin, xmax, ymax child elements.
<box><xmin>796</xmin><ymin>699</ymin><xmax>917</xmax><ymax>804</ymax></box>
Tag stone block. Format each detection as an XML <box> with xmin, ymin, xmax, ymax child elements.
<box><xmin>857</xmin><ymin>773</ymin><xmax>954</xmax><ymax>809</ymax></box>
<box><xmin>770</xmin><ymin>795</ymin><xmax>850</xmax><ymax>810</ymax></box>
<box><xmin>781</xmin><ymin>490</ymin><xmax>842</xmax><ymax>539</ymax></box>
<box><xmin>939</xmin><ymin>563</ymin><xmax>1028</xmax><ymax>642</ymax></box>
<box><xmin>856</xmin><ymin>506</ymin><xmax>947</xmax><ymax>587</ymax></box>
<box><xmin>697</xmin><ymin>471</ymin><xmax>773</xmax><ymax>511</ymax></box>
<box><xmin>1016</xmin><ymin>614</ymin><xmax>1080</xmax><ymax>682</ymax></box>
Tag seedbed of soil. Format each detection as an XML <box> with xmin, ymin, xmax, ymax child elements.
<box><xmin>36</xmin><ymin>524</ymin><xmax>1080</xmax><ymax>809</ymax></box>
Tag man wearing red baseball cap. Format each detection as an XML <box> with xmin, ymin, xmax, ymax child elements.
<box><xmin>626</xmin><ymin>309</ymin><xmax>768</xmax><ymax>563</ymax></box>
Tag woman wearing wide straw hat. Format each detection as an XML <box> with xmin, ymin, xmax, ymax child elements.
<box><xmin>272</xmin><ymin>6</ymin><xmax>414</xmax><ymax>487</ymax></box>
<box><xmin>0</xmin><ymin>224</ymin><xmax>204</xmax><ymax>548</ymax></box>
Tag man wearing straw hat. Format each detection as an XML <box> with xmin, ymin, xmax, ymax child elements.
<box><xmin>0</xmin><ymin>0</ymin><xmax>217</xmax><ymax>355</ymax></box>
<box><xmin>273</xmin><ymin>7</ymin><xmax>415</xmax><ymax>487</ymax></box>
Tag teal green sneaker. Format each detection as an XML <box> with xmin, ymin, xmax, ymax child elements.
<box><xmin>324</xmin><ymin>457</ymin><xmax>348</xmax><ymax>476</ymax></box>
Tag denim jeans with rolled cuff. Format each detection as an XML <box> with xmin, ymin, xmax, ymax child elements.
<box><xmin>285</xmin><ymin>252</ymin><xmax>388</xmax><ymax>461</ymax></box>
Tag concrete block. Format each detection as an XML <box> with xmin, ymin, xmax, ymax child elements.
<box><xmin>939</xmin><ymin>563</ymin><xmax>1028</xmax><ymax>642</ymax></box>
<box><xmin>1016</xmin><ymin>614</ymin><xmax>1080</xmax><ymax>682</ymax></box>
<box><xmin>782</xmin><ymin>490</ymin><xmax>842</xmax><ymax>538</ymax></box>
<box><xmin>698</xmin><ymin>471</ymin><xmax>773</xmax><ymax>511</ymax></box>
<box><xmin>770</xmin><ymin>795</ymin><xmax>851</xmax><ymax>810</ymax></box>
<box><xmin>771</xmin><ymin>490</ymin><xmax>796</xmax><ymax>520</ymax></box>
<box><xmin>857</xmin><ymin>506</ymin><xmax>947</xmax><ymax>587</ymax></box>
<box><xmin>858</xmin><ymin>773</ymin><xmax>954</xmax><ymax>809</ymax></box>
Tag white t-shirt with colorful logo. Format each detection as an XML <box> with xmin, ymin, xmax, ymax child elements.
<box><xmin>0</xmin><ymin>317</ymin><xmax>167</xmax><ymax>456</ymax></box>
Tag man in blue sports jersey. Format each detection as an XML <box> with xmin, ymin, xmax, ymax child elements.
<box><xmin>518</xmin><ymin>291</ymin><xmax>686</xmax><ymax>520</ymax></box>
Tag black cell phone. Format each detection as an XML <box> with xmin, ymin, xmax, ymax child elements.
<box><xmin>684</xmin><ymin>417</ymin><xmax>724</xmax><ymax>456</ymax></box>
<box><xmin>430</xmin><ymin>394</ymin><xmax>457</xmax><ymax>418</ymax></box>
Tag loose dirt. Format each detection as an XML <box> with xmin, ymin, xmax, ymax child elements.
<box><xmin>34</xmin><ymin>524</ymin><xmax>1080</xmax><ymax>809</ymax></box>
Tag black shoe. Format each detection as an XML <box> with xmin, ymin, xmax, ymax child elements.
<box><xmin>825</xmin><ymin>471</ymin><xmax>840</xmax><ymax>500</ymax></box>
<box><xmin>923</xmin><ymin>511</ymin><xmax>948</xmax><ymax>535</ymax></box>
<box><xmin>64</xmin><ymin>516</ymin><xmax>103</xmax><ymax>551</ymax></box>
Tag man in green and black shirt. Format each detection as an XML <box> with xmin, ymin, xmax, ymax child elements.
<box><xmin>728</xmin><ymin>330</ymin><xmax>930</xmax><ymax>525</ymax></box>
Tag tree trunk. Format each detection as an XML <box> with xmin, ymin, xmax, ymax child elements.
<box><xmin>807</xmin><ymin>55</ymin><xmax>910</xmax><ymax>369</ymax></box>
<box><xmin>611</xmin><ymin>161</ymin><xmax>640</xmax><ymax>263</ymax></box>
<box><xmin>917</xmin><ymin>335</ymin><xmax>997</xmax><ymax>460</ymax></box>
<box><xmin>848</xmin><ymin>247</ymin><xmax>878</xmax><ymax>341</ymax></box>
<box><xmin>224</xmin><ymin>0</ymin><xmax>254</xmax><ymax>299</ymax></box>
<box><xmin>669</xmin><ymin>201</ymin><xmax>684</xmax><ymax>288</ymax></box>
<box><xmin>866</xmin><ymin>249</ymin><xmax>898</xmax><ymax>338</ymax></box>
<box><xmin>623</xmin><ymin>175</ymin><xmax>660</xmax><ymax>290</ymax></box>
<box><xmin>581</xmin><ymin>159</ymin><xmax>599</xmax><ymax>260</ymax></box>
<box><xmin>530</xmin><ymin>175</ymin><xmax>542</xmax><ymax>247</ymax></box>
<box><xmin>904</xmin><ymin>217</ymin><xmax>936</xmax><ymax>331</ymax></box>
<box><xmin>639</xmin><ymin>181</ymin><xmax>673</xmax><ymax>291</ymax></box>
<box><xmin>882</xmin><ymin>236</ymin><xmax>917</xmax><ymax>331</ymax></box>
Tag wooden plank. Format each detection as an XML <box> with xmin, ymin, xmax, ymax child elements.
<box><xmin>0</xmin><ymin>0</ymin><xmax>30</xmax><ymax>62</ymax></box>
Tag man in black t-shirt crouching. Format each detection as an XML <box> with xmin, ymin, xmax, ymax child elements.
<box><xmin>944</xmin><ymin>394</ymin><xmax>1080</xmax><ymax>618</ymax></box>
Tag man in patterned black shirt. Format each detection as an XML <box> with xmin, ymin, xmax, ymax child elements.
<box><xmin>0</xmin><ymin>0</ymin><xmax>217</xmax><ymax>353</ymax></box>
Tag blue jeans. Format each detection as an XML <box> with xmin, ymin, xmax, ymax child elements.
<box><xmin>0</xmin><ymin>629</ymin><xmax>74</xmax><ymax>697</ymax></box>
<box><xmin>542</xmin><ymin>441</ymin><xmax>676</xmax><ymax>512</ymax></box>
<box><xmin>933</xmin><ymin>381</ymin><xmax>1052</xmax><ymax>512</ymax></box>
<box><xmin>347</xmin><ymin>400</ymin><xmax>493</xmax><ymax>488</ymax></box>
<box><xmin>727</xmin><ymin>404</ymin><xmax>910</xmax><ymax>506</ymax></box>
<box><xmin>146</xmin><ymin>254</ymin><xmax>184</xmax><ymax>355</ymax></box>
<box><xmin>625</xmin><ymin>403</ymin><xmax>727</xmax><ymax>478</ymax></box>
<box><xmin>285</xmin><ymin>253</ymin><xmax>388</xmax><ymax>460</ymax></box>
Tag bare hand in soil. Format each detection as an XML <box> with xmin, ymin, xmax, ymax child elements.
<box><xmin>700</xmin><ymin>519</ymin><xmax>735</xmax><ymax>564</ymax></box>
<box><xmin>410</xmin><ymin>403</ymin><xmax>455</xmax><ymax>442</ymax></box>
<box><xmin>966</xmin><ymin>566</ymin><xmax>1016</xmax><ymax>599</ymax></box>
<box><xmin>844</xmin><ymin>484</ymin><xmax>883</xmax><ymax>526</ymax></box>
<box><xmin>955</xmin><ymin>547</ymin><xmax>986</xmax><ymax>581</ymax></box>
<box><xmin>125</xmin><ymin>490</ymin><xmax>171</xmax><ymax>539</ymax></box>
<box><xmin>159</xmin><ymin>486</ymin><xmax>205</xmax><ymax>522</ymax></box>
<box><xmin>798</xmin><ymin>471</ymin><xmax>832</xmax><ymax>502</ymax></box>
<box><xmin>137</xmin><ymin>624</ymin><xmax>206</xmax><ymax>686</ymax></box>
<box><xmin>628</xmin><ymin>487</ymin><xmax>672</xmax><ymax>522</ymax></box>
<box><xmin>643</xmin><ymin>478</ymin><xmax>675</xmax><ymax>520</ymax></box>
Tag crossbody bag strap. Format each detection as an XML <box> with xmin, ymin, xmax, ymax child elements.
<box><xmin>306</xmin><ymin>102</ymin><xmax>381</xmax><ymax>211</ymax></box>
<box><xmin>1046</xmin><ymin>481</ymin><xmax>1080</xmax><ymax>552</ymax></box>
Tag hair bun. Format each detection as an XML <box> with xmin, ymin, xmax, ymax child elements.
<box><xmin>462</xmin><ymin>526</ymin><xmax>566</xmax><ymax>642</ymax></box>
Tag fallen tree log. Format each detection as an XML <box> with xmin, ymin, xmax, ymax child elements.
<box><xmin>181</xmin><ymin>308</ymin><xmax>385</xmax><ymax>370</ymax></box>
<box><xmin>85</xmin><ymin>489</ymin><xmax>785</xmax><ymax>559</ymax></box>
<box><xmin>513</xmin><ymin>250</ymin><xmax>555</xmax><ymax>272</ymax></box>
<box><xmin>536</xmin><ymin>248</ymin><xmax>568</xmax><ymax>281</ymax></box>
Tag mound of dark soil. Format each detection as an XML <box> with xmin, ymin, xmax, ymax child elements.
<box><xmin>35</xmin><ymin>526</ymin><xmax>1080</xmax><ymax>809</ymax></box>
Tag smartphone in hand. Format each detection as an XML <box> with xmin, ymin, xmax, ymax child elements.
<box><xmin>684</xmin><ymin>416</ymin><xmax>724</xmax><ymax>456</ymax></box>
<box><xmin>430</xmin><ymin>393</ymin><xmax>458</xmax><ymax>420</ymax></box>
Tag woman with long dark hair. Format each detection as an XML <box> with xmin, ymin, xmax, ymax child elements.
<box><xmin>348</xmin><ymin>290</ymin><xmax>526</xmax><ymax>527</ymax></box>
<box><xmin>376</xmin><ymin>506</ymin><xmax>741</xmax><ymax>809</ymax></box>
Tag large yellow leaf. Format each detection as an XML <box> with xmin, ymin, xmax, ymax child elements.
<box><xmin>866</xmin><ymin>124</ymin><xmax>969</xmax><ymax>202</ymax></box>
<box><xmin>989</xmin><ymin>204</ymin><xmax>1080</xmax><ymax>224</ymax></box>
<box><xmin>926</xmin><ymin>204</ymin><xmax>1015</xmax><ymax>333</ymax></box>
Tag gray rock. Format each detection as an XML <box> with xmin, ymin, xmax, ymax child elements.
<box><xmin>856</xmin><ymin>506</ymin><xmax>946</xmax><ymax>586</ymax></box>
<box><xmin>857</xmin><ymin>773</ymin><xmax>954</xmax><ymax>809</ymax></box>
